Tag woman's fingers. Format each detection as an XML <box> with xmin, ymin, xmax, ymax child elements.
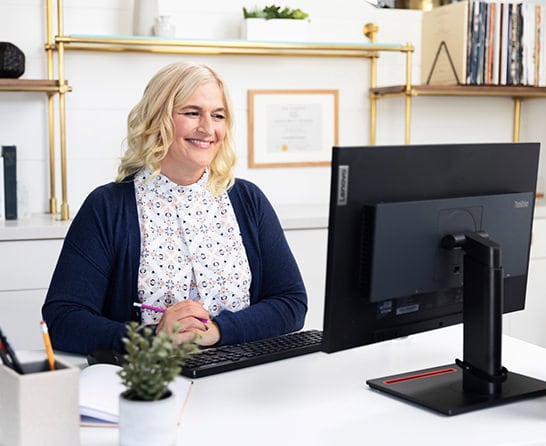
<box><xmin>156</xmin><ymin>300</ymin><xmax>212</xmax><ymax>341</ymax></box>
<box><xmin>164</xmin><ymin>300</ymin><xmax>210</xmax><ymax>322</ymax></box>
<box><xmin>173</xmin><ymin>321</ymin><xmax>220</xmax><ymax>346</ymax></box>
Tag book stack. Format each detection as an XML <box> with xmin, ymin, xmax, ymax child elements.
<box><xmin>1</xmin><ymin>145</ymin><xmax>17</xmax><ymax>221</ymax></box>
<box><xmin>422</xmin><ymin>1</ymin><xmax>546</xmax><ymax>86</ymax></box>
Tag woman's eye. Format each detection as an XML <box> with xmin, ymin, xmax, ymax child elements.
<box><xmin>212</xmin><ymin>113</ymin><xmax>225</xmax><ymax>120</ymax></box>
<box><xmin>183</xmin><ymin>111</ymin><xmax>199</xmax><ymax>117</ymax></box>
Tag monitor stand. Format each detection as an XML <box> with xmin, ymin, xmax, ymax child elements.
<box><xmin>366</xmin><ymin>232</ymin><xmax>546</xmax><ymax>415</ymax></box>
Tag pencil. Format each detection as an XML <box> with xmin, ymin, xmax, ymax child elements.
<box><xmin>40</xmin><ymin>320</ymin><xmax>56</xmax><ymax>371</ymax></box>
<box><xmin>133</xmin><ymin>302</ymin><xmax>209</xmax><ymax>324</ymax></box>
<box><xmin>133</xmin><ymin>302</ymin><xmax>165</xmax><ymax>313</ymax></box>
<box><xmin>0</xmin><ymin>327</ymin><xmax>23</xmax><ymax>373</ymax></box>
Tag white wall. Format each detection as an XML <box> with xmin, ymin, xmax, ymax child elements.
<box><xmin>3</xmin><ymin>0</ymin><xmax>546</xmax><ymax>349</ymax></box>
<box><xmin>3</xmin><ymin>0</ymin><xmax>544</xmax><ymax>218</ymax></box>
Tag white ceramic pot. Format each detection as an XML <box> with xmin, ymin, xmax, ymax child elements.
<box><xmin>241</xmin><ymin>18</ymin><xmax>310</xmax><ymax>42</ymax></box>
<box><xmin>118</xmin><ymin>390</ymin><xmax>179</xmax><ymax>446</ymax></box>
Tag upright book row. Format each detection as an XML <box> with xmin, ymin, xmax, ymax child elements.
<box><xmin>421</xmin><ymin>1</ymin><xmax>546</xmax><ymax>86</ymax></box>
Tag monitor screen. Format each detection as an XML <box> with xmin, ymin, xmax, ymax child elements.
<box><xmin>321</xmin><ymin>142</ymin><xmax>546</xmax><ymax>414</ymax></box>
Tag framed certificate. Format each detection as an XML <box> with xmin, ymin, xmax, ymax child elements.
<box><xmin>247</xmin><ymin>89</ymin><xmax>339</xmax><ymax>168</ymax></box>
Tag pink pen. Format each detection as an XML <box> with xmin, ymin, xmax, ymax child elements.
<box><xmin>133</xmin><ymin>302</ymin><xmax>209</xmax><ymax>324</ymax></box>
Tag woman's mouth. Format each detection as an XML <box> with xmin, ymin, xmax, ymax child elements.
<box><xmin>186</xmin><ymin>138</ymin><xmax>213</xmax><ymax>149</ymax></box>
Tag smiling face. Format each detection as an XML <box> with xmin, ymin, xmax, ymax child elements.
<box><xmin>160</xmin><ymin>81</ymin><xmax>227</xmax><ymax>185</ymax></box>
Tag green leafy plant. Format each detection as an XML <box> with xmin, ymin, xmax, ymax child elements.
<box><xmin>118</xmin><ymin>321</ymin><xmax>198</xmax><ymax>401</ymax></box>
<box><xmin>243</xmin><ymin>5</ymin><xmax>309</xmax><ymax>20</ymax></box>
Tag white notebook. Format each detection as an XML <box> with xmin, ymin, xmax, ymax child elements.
<box><xmin>79</xmin><ymin>363</ymin><xmax>193</xmax><ymax>427</ymax></box>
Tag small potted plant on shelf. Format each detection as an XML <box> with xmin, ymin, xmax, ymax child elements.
<box><xmin>241</xmin><ymin>4</ymin><xmax>311</xmax><ymax>42</ymax></box>
<box><xmin>117</xmin><ymin>321</ymin><xmax>198</xmax><ymax>446</ymax></box>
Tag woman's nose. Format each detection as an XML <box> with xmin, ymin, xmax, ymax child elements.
<box><xmin>197</xmin><ymin>115</ymin><xmax>212</xmax><ymax>133</ymax></box>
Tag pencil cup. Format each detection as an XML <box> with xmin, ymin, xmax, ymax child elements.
<box><xmin>0</xmin><ymin>359</ymin><xmax>80</xmax><ymax>446</ymax></box>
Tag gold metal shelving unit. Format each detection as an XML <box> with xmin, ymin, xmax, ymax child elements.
<box><xmin>11</xmin><ymin>2</ymin><xmax>546</xmax><ymax>221</ymax></box>
<box><xmin>47</xmin><ymin>0</ymin><xmax>71</xmax><ymax>221</ymax></box>
<box><xmin>1</xmin><ymin>1</ymin><xmax>72</xmax><ymax>220</ymax></box>
<box><xmin>55</xmin><ymin>34</ymin><xmax>411</xmax><ymax>59</ymax></box>
<box><xmin>48</xmin><ymin>0</ymin><xmax>414</xmax><ymax>164</ymax></box>
<box><xmin>371</xmin><ymin>84</ymin><xmax>546</xmax><ymax>144</ymax></box>
<box><xmin>45</xmin><ymin>1</ymin><xmax>417</xmax><ymax>219</ymax></box>
<box><xmin>54</xmin><ymin>30</ymin><xmax>413</xmax><ymax>149</ymax></box>
<box><xmin>0</xmin><ymin>79</ymin><xmax>65</xmax><ymax>93</ymax></box>
<box><xmin>56</xmin><ymin>35</ymin><xmax>414</xmax><ymax>146</ymax></box>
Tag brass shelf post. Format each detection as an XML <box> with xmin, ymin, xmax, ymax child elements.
<box><xmin>45</xmin><ymin>0</ymin><xmax>58</xmax><ymax>215</ymax></box>
<box><xmin>56</xmin><ymin>0</ymin><xmax>70</xmax><ymax>220</ymax></box>
<box><xmin>364</xmin><ymin>24</ymin><xmax>414</xmax><ymax>145</ymax></box>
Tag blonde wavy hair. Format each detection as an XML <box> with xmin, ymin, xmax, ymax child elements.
<box><xmin>115</xmin><ymin>61</ymin><xmax>237</xmax><ymax>196</ymax></box>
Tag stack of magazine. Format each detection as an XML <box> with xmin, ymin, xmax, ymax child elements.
<box><xmin>421</xmin><ymin>1</ymin><xmax>546</xmax><ymax>86</ymax></box>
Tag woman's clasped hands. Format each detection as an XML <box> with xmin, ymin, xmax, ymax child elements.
<box><xmin>156</xmin><ymin>300</ymin><xmax>220</xmax><ymax>346</ymax></box>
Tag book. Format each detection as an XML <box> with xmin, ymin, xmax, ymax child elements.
<box><xmin>492</xmin><ymin>2</ymin><xmax>501</xmax><ymax>85</ymax></box>
<box><xmin>421</xmin><ymin>1</ymin><xmax>470</xmax><ymax>85</ymax></box>
<box><xmin>79</xmin><ymin>363</ymin><xmax>193</xmax><ymax>427</ymax></box>
<box><xmin>533</xmin><ymin>4</ymin><xmax>539</xmax><ymax>85</ymax></box>
<box><xmin>521</xmin><ymin>2</ymin><xmax>533</xmax><ymax>86</ymax></box>
<box><xmin>537</xmin><ymin>5</ymin><xmax>546</xmax><ymax>87</ymax></box>
<box><xmin>0</xmin><ymin>156</ymin><xmax>4</xmax><ymax>221</ymax></box>
<box><xmin>487</xmin><ymin>2</ymin><xmax>497</xmax><ymax>85</ymax></box>
<box><xmin>480</xmin><ymin>2</ymin><xmax>489</xmax><ymax>83</ymax></box>
<box><xmin>500</xmin><ymin>2</ymin><xmax>509</xmax><ymax>85</ymax></box>
<box><xmin>1</xmin><ymin>145</ymin><xmax>17</xmax><ymax>220</ymax></box>
<box><xmin>475</xmin><ymin>1</ymin><xmax>486</xmax><ymax>84</ymax></box>
<box><xmin>508</xmin><ymin>3</ymin><xmax>523</xmax><ymax>85</ymax></box>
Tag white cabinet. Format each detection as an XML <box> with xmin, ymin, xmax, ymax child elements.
<box><xmin>504</xmin><ymin>210</ymin><xmax>546</xmax><ymax>347</ymax></box>
<box><xmin>2</xmin><ymin>206</ymin><xmax>544</xmax><ymax>350</ymax></box>
<box><xmin>0</xmin><ymin>216</ymin><xmax>68</xmax><ymax>350</ymax></box>
<box><xmin>0</xmin><ymin>289</ymin><xmax>59</xmax><ymax>351</ymax></box>
<box><xmin>284</xmin><ymin>228</ymin><xmax>328</xmax><ymax>331</ymax></box>
<box><xmin>0</xmin><ymin>206</ymin><xmax>328</xmax><ymax>351</ymax></box>
<box><xmin>276</xmin><ymin>204</ymin><xmax>328</xmax><ymax>331</ymax></box>
<box><xmin>1</xmin><ymin>239</ymin><xmax>63</xmax><ymax>290</ymax></box>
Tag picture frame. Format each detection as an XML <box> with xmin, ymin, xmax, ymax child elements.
<box><xmin>247</xmin><ymin>89</ymin><xmax>339</xmax><ymax>168</ymax></box>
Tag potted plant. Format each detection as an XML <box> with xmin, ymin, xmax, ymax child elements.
<box><xmin>242</xmin><ymin>5</ymin><xmax>309</xmax><ymax>20</ymax></box>
<box><xmin>117</xmin><ymin>321</ymin><xmax>198</xmax><ymax>446</ymax></box>
<box><xmin>241</xmin><ymin>5</ymin><xmax>311</xmax><ymax>42</ymax></box>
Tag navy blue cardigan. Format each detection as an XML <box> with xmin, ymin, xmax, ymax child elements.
<box><xmin>42</xmin><ymin>178</ymin><xmax>307</xmax><ymax>354</ymax></box>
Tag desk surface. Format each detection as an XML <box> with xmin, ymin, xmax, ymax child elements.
<box><xmin>16</xmin><ymin>325</ymin><xmax>546</xmax><ymax>445</ymax></box>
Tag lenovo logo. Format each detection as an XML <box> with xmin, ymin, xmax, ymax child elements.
<box><xmin>514</xmin><ymin>200</ymin><xmax>529</xmax><ymax>209</ymax></box>
<box><xmin>337</xmin><ymin>165</ymin><xmax>349</xmax><ymax>206</ymax></box>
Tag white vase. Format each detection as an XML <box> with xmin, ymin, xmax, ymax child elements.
<box><xmin>133</xmin><ymin>0</ymin><xmax>158</xmax><ymax>36</ymax></box>
<box><xmin>118</xmin><ymin>391</ymin><xmax>179</xmax><ymax>446</ymax></box>
<box><xmin>154</xmin><ymin>14</ymin><xmax>176</xmax><ymax>37</ymax></box>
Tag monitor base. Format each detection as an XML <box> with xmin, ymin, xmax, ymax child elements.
<box><xmin>366</xmin><ymin>363</ymin><xmax>546</xmax><ymax>415</ymax></box>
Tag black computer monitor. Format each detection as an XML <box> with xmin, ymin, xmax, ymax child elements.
<box><xmin>321</xmin><ymin>142</ymin><xmax>546</xmax><ymax>415</ymax></box>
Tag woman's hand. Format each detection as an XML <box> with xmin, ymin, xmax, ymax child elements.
<box><xmin>192</xmin><ymin>320</ymin><xmax>221</xmax><ymax>346</ymax></box>
<box><xmin>156</xmin><ymin>300</ymin><xmax>220</xmax><ymax>346</ymax></box>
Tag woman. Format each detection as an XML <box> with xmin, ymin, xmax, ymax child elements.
<box><xmin>42</xmin><ymin>61</ymin><xmax>307</xmax><ymax>354</ymax></box>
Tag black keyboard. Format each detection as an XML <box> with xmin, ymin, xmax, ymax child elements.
<box><xmin>181</xmin><ymin>329</ymin><xmax>323</xmax><ymax>378</ymax></box>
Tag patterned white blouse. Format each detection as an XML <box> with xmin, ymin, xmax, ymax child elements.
<box><xmin>134</xmin><ymin>169</ymin><xmax>251</xmax><ymax>324</ymax></box>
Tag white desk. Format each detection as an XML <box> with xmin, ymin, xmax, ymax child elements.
<box><xmin>10</xmin><ymin>325</ymin><xmax>546</xmax><ymax>445</ymax></box>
